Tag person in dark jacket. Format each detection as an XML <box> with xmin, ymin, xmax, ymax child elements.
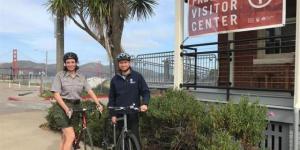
<box><xmin>108</xmin><ymin>52</ymin><xmax>150</xmax><ymax>145</ymax></box>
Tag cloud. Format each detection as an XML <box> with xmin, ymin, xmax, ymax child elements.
<box><xmin>19</xmin><ymin>36</ymin><xmax>55</xmax><ymax>51</ymax></box>
<box><xmin>0</xmin><ymin>0</ymin><xmax>179</xmax><ymax>64</ymax></box>
<box><xmin>0</xmin><ymin>0</ymin><xmax>53</xmax><ymax>34</ymax></box>
<box><xmin>121</xmin><ymin>0</ymin><xmax>175</xmax><ymax>52</ymax></box>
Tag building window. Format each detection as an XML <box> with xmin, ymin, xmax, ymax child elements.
<box><xmin>265</xmin><ymin>22</ymin><xmax>295</xmax><ymax>54</ymax></box>
<box><xmin>265</xmin><ymin>0</ymin><xmax>296</xmax><ymax>54</ymax></box>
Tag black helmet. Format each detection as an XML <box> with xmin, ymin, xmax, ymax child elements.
<box><xmin>63</xmin><ymin>52</ymin><xmax>78</xmax><ymax>63</ymax></box>
<box><xmin>116</xmin><ymin>52</ymin><xmax>131</xmax><ymax>61</ymax></box>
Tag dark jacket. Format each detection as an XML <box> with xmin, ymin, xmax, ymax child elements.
<box><xmin>108</xmin><ymin>70</ymin><xmax>150</xmax><ymax>116</ymax></box>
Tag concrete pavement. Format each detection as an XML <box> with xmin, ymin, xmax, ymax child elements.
<box><xmin>0</xmin><ymin>82</ymin><xmax>60</xmax><ymax>150</ymax></box>
<box><xmin>0</xmin><ymin>82</ymin><xmax>106</xmax><ymax>150</ymax></box>
<box><xmin>0</xmin><ymin>111</ymin><xmax>60</xmax><ymax>150</ymax></box>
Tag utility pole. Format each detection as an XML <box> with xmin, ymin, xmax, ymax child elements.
<box><xmin>174</xmin><ymin>0</ymin><xmax>184</xmax><ymax>89</ymax></box>
<box><xmin>293</xmin><ymin>0</ymin><xmax>300</xmax><ymax>149</ymax></box>
<box><xmin>56</xmin><ymin>12</ymin><xmax>64</xmax><ymax>73</ymax></box>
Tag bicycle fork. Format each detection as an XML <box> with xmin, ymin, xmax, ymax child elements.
<box><xmin>122</xmin><ymin>114</ymin><xmax>128</xmax><ymax>150</ymax></box>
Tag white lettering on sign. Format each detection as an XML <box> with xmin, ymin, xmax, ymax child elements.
<box><xmin>191</xmin><ymin>0</ymin><xmax>238</xmax><ymax>31</ymax></box>
<box><xmin>189</xmin><ymin>0</ymin><xmax>284</xmax><ymax>36</ymax></box>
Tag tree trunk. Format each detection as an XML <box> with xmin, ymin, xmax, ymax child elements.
<box><xmin>106</xmin><ymin>0</ymin><xmax>126</xmax><ymax>73</ymax></box>
<box><xmin>56</xmin><ymin>12</ymin><xmax>64</xmax><ymax>73</ymax></box>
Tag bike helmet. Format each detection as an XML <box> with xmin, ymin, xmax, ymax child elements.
<box><xmin>63</xmin><ymin>52</ymin><xmax>78</xmax><ymax>63</ymax></box>
<box><xmin>116</xmin><ymin>52</ymin><xmax>131</xmax><ymax>61</ymax></box>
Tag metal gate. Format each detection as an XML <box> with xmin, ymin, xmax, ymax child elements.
<box><xmin>261</xmin><ymin>122</ymin><xmax>289</xmax><ymax>150</ymax></box>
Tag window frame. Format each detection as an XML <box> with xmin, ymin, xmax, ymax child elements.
<box><xmin>253</xmin><ymin>18</ymin><xmax>295</xmax><ymax>65</ymax></box>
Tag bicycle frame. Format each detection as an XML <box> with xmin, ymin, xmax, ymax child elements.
<box><xmin>108</xmin><ymin>104</ymin><xmax>140</xmax><ymax>150</ymax></box>
<box><xmin>72</xmin><ymin>108</ymin><xmax>96</xmax><ymax>150</ymax></box>
<box><xmin>73</xmin><ymin>109</ymin><xmax>87</xmax><ymax>148</ymax></box>
<box><xmin>114</xmin><ymin>114</ymin><xmax>128</xmax><ymax>150</ymax></box>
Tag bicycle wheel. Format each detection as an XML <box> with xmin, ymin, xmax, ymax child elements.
<box><xmin>78</xmin><ymin>128</ymin><xmax>94</xmax><ymax>150</ymax></box>
<box><xmin>116</xmin><ymin>131</ymin><xmax>140</xmax><ymax>150</ymax></box>
<box><xmin>116</xmin><ymin>132</ymin><xmax>124</xmax><ymax>150</ymax></box>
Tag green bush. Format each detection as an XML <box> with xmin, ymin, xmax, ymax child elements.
<box><xmin>45</xmin><ymin>90</ymin><xmax>267</xmax><ymax>149</ymax></box>
<box><xmin>46</xmin><ymin>101</ymin><xmax>109</xmax><ymax>147</ymax></box>
<box><xmin>41</xmin><ymin>90</ymin><xmax>53</xmax><ymax>98</ymax></box>
<box><xmin>213</xmin><ymin>97</ymin><xmax>267</xmax><ymax>149</ymax></box>
<box><xmin>140</xmin><ymin>90</ymin><xmax>267</xmax><ymax>149</ymax></box>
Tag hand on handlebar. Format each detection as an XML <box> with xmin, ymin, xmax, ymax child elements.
<box><xmin>111</xmin><ymin>116</ymin><xmax>117</xmax><ymax>124</ymax></box>
<box><xmin>66</xmin><ymin>108</ymin><xmax>73</xmax><ymax>119</ymax></box>
<box><xmin>140</xmin><ymin>105</ymin><xmax>148</xmax><ymax>112</ymax></box>
<box><xmin>96</xmin><ymin>104</ymin><xmax>104</xmax><ymax>113</ymax></box>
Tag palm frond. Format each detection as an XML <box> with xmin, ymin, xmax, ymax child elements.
<box><xmin>46</xmin><ymin>0</ymin><xmax>76</xmax><ymax>17</ymax></box>
<box><xmin>87</xmin><ymin>0</ymin><xmax>111</xmax><ymax>24</ymax></box>
<box><xmin>127</xmin><ymin>0</ymin><xmax>158</xmax><ymax>20</ymax></box>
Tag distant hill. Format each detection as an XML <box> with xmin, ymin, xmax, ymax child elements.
<box><xmin>0</xmin><ymin>60</ymin><xmax>165</xmax><ymax>80</ymax></box>
<box><xmin>0</xmin><ymin>61</ymin><xmax>110</xmax><ymax>77</ymax></box>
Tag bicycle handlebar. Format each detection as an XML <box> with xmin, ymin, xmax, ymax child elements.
<box><xmin>67</xmin><ymin>107</ymin><xmax>101</xmax><ymax>119</ymax></box>
<box><xmin>108</xmin><ymin>103</ymin><xmax>139</xmax><ymax>111</ymax></box>
<box><xmin>72</xmin><ymin>107</ymin><xmax>95</xmax><ymax>113</ymax></box>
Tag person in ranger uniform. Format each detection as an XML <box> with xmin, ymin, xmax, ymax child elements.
<box><xmin>51</xmin><ymin>52</ymin><xmax>103</xmax><ymax>150</ymax></box>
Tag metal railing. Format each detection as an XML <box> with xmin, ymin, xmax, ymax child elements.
<box><xmin>131</xmin><ymin>51</ymin><xmax>218</xmax><ymax>88</ymax></box>
<box><xmin>181</xmin><ymin>34</ymin><xmax>295</xmax><ymax>100</ymax></box>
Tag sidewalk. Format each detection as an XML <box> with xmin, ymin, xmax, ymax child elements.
<box><xmin>0</xmin><ymin>82</ymin><xmax>106</xmax><ymax>150</ymax></box>
<box><xmin>0</xmin><ymin>83</ymin><xmax>60</xmax><ymax>150</ymax></box>
<box><xmin>0</xmin><ymin>110</ymin><xmax>60</xmax><ymax>150</ymax></box>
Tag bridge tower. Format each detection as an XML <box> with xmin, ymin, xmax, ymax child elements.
<box><xmin>12</xmin><ymin>49</ymin><xmax>19</xmax><ymax>77</ymax></box>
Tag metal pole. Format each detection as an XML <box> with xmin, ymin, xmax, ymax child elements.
<box><xmin>294</xmin><ymin>0</ymin><xmax>300</xmax><ymax>149</ymax></box>
<box><xmin>45</xmin><ymin>50</ymin><xmax>48</xmax><ymax>77</ymax></box>
<box><xmin>194</xmin><ymin>49</ymin><xmax>197</xmax><ymax>90</ymax></box>
<box><xmin>174</xmin><ymin>0</ymin><xmax>184</xmax><ymax>89</ymax></box>
<box><xmin>229</xmin><ymin>33</ymin><xmax>235</xmax><ymax>87</ymax></box>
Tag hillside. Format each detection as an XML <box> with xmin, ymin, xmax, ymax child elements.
<box><xmin>0</xmin><ymin>61</ymin><xmax>110</xmax><ymax>77</ymax></box>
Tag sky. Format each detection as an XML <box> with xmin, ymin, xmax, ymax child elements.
<box><xmin>0</xmin><ymin>0</ymin><xmax>216</xmax><ymax>65</ymax></box>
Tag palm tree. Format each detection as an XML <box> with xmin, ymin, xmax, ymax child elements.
<box><xmin>47</xmin><ymin>0</ymin><xmax>157</xmax><ymax>71</ymax></box>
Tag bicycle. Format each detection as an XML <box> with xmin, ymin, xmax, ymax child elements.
<box><xmin>71</xmin><ymin>107</ymin><xmax>100</xmax><ymax>150</ymax></box>
<box><xmin>103</xmin><ymin>103</ymin><xmax>141</xmax><ymax>150</ymax></box>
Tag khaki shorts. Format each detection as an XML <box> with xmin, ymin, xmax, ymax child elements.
<box><xmin>52</xmin><ymin>101</ymin><xmax>82</xmax><ymax>129</ymax></box>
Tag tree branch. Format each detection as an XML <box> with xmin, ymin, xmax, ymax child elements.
<box><xmin>69</xmin><ymin>15</ymin><xmax>86</xmax><ymax>31</ymax></box>
<box><xmin>77</xmin><ymin>6</ymin><xmax>105</xmax><ymax>46</ymax></box>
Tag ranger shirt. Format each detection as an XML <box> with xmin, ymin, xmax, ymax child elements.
<box><xmin>51</xmin><ymin>71</ymin><xmax>91</xmax><ymax>100</ymax></box>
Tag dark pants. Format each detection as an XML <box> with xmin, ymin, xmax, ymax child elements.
<box><xmin>116</xmin><ymin>113</ymin><xmax>140</xmax><ymax>145</ymax></box>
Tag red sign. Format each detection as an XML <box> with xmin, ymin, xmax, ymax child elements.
<box><xmin>188</xmin><ymin>0</ymin><xmax>285</xmax><ymax>36</ymax></box>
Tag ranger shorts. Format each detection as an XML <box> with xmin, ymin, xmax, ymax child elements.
<box><xmin>52</xmin><ymin>100</ymin><xmax>82</xmax><ymax>129</ymax></box>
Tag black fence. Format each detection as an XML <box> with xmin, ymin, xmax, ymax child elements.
<box><xmin>131</xmin><ymin>51</ymin><xmax>218</xmax><ymax>88</ymax></box>
<box><xmin>181</xmin><ymin>34</ymin><xmax>295</xmax><ymax>100</ymax></box>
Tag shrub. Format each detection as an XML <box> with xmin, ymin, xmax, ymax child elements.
<box><xmin>46</xmin><ymin>101</ymin><xmax>108</xmax><ymax>147</ymax></box>
<box><xmin>213</xmin><ymin>97</ymin><xmax>267</xmax><ymax>149</ymax></box>
<box><xmin>45</xmin><ymin>90</ymin><xmax>267</xmax><ymax>149</ymax></box>
<box><xmin>140</xmin><ymin>90</ymin><xmax>267</xmax><ymax>149</ymax></box>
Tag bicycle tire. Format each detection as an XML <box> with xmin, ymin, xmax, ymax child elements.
<box><xmin>116</xmin><ymin>131</ymin><xmax>141</xmax><ymax>150</ymax></box>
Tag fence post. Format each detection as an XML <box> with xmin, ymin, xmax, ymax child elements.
<box><xmin>164</xmin><ymin>59</ymin><xmax>170</xmax><ymax>82</ymax></box>
<box><xmin>40</xmin><ymin>75</ymin><xmax>44</xmax><ymax>96</ymax></box>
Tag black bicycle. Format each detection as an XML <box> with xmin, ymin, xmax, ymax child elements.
<box><xmin>102</xmin><ymin>104</ymin><xmax>141</xmax><ymax>150</ymax></box>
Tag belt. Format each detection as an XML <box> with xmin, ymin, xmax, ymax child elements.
<box><xmin>63</xmin><ymin>99</ymin><xmax>81</xmax><ymax>104</ymax></box>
